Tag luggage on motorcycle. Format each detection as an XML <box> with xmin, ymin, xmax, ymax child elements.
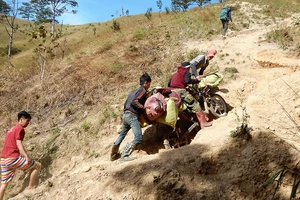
<box><xmin>169</xmin><ymin>90</ymin><xmax>181</xmax><ymax>108</ymax></box>
<box><xmin>139</xmin><ymin>114</ymin><xmax>149</xmax><ymax>128</ymax></box>
<box><xmin>154</xmin><ymin>87</ymin><xmax>172</xmax><ymax>96</ymax></box>
<box><xmin>144</xmin><ymin>92</ymin><xmax>167</xmax><ymax>121</ymax></box>
<box><xmin>178</xmin><ymin>102</ymin><xmax>187</xmax><ymax>113</ymax></box>
<box><xmin>154</xmin><ymin>88</ymin><xmax>181</xmax><ymax>108</ymax></box>
<box><xmin>198</xmin><ymin>72</ymin><xmax>223</xmax><ymax>88</ymax></box>
<box><xmin>155</xmin><ymin>98</ymin><xmax>178</xmax><ymax>129</ymax></box>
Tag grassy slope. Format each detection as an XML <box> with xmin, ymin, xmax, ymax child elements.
<box><xmin>0</xmin><ymin>0</ymin><xmax>299</xmax><ymax>197</ymax></box>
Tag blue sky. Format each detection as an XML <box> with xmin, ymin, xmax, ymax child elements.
<box><xmin>58</xmin><ymin>0</ymin><xmax>218</xmax><ymax>25</ymax></box>
<box><xmin>58</xmin><ymin>0</ymin><xmax>172</xmax><ymax>25</ymax></box>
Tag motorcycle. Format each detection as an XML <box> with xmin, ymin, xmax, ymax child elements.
<box><xmin>142</xmin><ymin>72</ymin><xmax>228</xmax><ymax>150</ymax></box>
<box><xmin>164</xmin><ymin>72</ymin><xmax>228</xmax><ymax>148</ymax></box>
<box><xmin>188</xmin><ymin>72</ymin><xmax>228</xmax><ymax>118</ymax></box>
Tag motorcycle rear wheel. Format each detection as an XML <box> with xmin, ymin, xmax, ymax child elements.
<box><xmin>207</xmin><ymin>94</ymin><xmax>228</xmax><ymax>117</ymax></box>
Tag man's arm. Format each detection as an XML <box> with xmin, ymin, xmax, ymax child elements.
<box><xmin>199</xmin><ymin>66</ymin><xmax>207</xmax><ymax>75</ymax></box>
<box><xmin>132</xmin><ymin>88</ymin><xmax>147</xmax><ymax>109</ymax></box>
<box><xmin>184</xmin><ymin>71</ymin><xmax>199</xmax><ymax>85</ymax></box>
<box><xmin>191</xmin><ymin>62</ymin><xmax>199</xmax><ymax>77</ymax></box>
<box><xmin>16</xmin><ymin>140</ymin><xmax>32</xmax><ymax>163</ymax></box>
<box><xmin>228</xmin><ymin>10</ymin><xmax>232</xmax><ymax>22</ymax></box>
<box><xmin>167</xmin><ymin>78</ymin><xmax>172</xmax><ymax>87</ymax></box>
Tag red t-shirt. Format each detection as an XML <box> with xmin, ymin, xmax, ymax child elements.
<box><xmin>1</xmin><ymin>124</ymin><xmax>25</xmax><ymax>158</ymax></box>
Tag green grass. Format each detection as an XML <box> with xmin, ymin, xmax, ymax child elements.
<box><xmin>224</xmin><ymin>67</ymin><xmax>239</xmax><ymax>73</ymax></box>
<box><xmin>265</xmin><ymin>27</ymin><xmax>298</xmax><ymax>50</ymax></box>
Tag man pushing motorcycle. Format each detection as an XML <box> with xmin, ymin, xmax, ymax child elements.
<box><xmin>169</xmin><ymin>62</ymin><xmax>212</xmax><ymax>129</ymax></box>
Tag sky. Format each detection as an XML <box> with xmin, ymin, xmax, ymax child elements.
<box><xmin>57</xmin><ymin>0</ymin><xmax>219</xmax><ymax>25</ymax></box>
<box><xmin>58</xmin><ymin>0</ymin><xmax>173</xmax><ymax>25</ymax></box>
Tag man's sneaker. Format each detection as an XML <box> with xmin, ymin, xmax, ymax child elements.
<box><xmin>120</xmin><ymin>156</ymin><xmax>137</xmax><ymax>162</ymax></box>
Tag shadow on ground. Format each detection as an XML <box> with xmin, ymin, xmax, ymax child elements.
<box><xmin>109</xmin><ymin>131</ymin><xmax>299</xmax><ymax>200</ymax></box>
<box><xmin>140</xmin><ymin>119</ymin><xmax>201</xmax><ymax>155</ymax></box>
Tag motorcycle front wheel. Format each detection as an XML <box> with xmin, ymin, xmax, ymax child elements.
<box><xmin>207</xmin><ymin>94</ymin><xmax>228</xmax><ymax>117</ymax></box>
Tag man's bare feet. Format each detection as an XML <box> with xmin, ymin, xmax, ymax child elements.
<box><xmin>25</xmin><ymin>185</ymin><xmax>36</xmax><ymax>190</ymax></box>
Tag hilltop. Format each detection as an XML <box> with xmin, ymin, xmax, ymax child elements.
<box><xmin>0</xmin><ymin>0</ymin><xmax>299</xmax><ymax>199</ymax></box>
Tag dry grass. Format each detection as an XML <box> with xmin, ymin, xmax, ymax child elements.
<box><xmin>1</xmin><ymin>0</ymin><xmax>299</xmax><ymax>126</ymax></box>
<box><xmin>0</xmin><ymin>0</ymin><xmax>299</xmax><ymax>148</ymax></box>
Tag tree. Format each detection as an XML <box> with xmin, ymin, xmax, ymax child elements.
<box><xmin>3</xmin><ymin>0</ymin><xmax>18</xmax><ymax>58</ymax></box>
<box><xmin>171</xmin><ymin>0</ymin><xmax>192</xmax><ymax>11</ymax></box>
<box><xmin>194</xmin><ymin>0</ymin><xmax>211</xmax><ymax>7</ymax></box>
<box><xmin>145</xmin><ymin>8</ymin><xmax>152</xmax><ymax>20</ymax></box>
<box><xmin>111</xmin><ymin>19</ymin><xmax>120</xmax><ymax>31</ymax></box>
<box><xmin>0</xmin><ymin>0</ymin><xmax>11</xmax><ymax>14</ymax></box>
<box><xmin>19</xmin><ymin>2</ymin><xmax>34</xmax><ymax>20</ymax></box>
<box><xmin>30</xmin><ymin>25</ymin><xmax>59</xmax><ymax>81</ymax></box>
<box><xmin>27</xmin><ymin>0</ymin><xmax>52</xmax><ymax>23</ymax></box>
<box><xmin>156</xmin><ymin>0</ymin><xmax>162</xmax><ymax>14</ymax></box>
<box><xmin>171</xmin><ymin>0</ymin><xmax>211</xmax><ymax>10</ymax></box>
<box><xmin>30</xmin><ymin>0</ymin><xmax>78</xmax><ymax>38</ymax></box>
<box><xmin>171</xmin><ymin>1</ymin><xmax>182</xmax><ymax>12</ymax></box>
<box><xmin>165</xmin><ymin>6</ymin><xmax>170</xmax><ymax>14</ymax></box>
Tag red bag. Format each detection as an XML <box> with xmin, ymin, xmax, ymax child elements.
<box><xmin>144</xmin><ymin>92</ymin><xmax>167</xmax><ymax>121</ymax></box>
<box><xmin>169</xmin><ymin>90</ymin><xmax>181</xmax><ymax>108</ymax></box>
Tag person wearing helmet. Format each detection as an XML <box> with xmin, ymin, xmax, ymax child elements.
<box><xmin>190</xmin><ymin>49</ymin><xmax>217</xmax><ymax>77</ymax></box>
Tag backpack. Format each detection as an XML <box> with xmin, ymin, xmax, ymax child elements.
<box><xmin>144</xmin><ymin>92</ymin><xmax>167</xmax><ymax>121</ymax></box>
<box><xmin>220</xmin><ymin>6</ymin><xmax>229</xmax><ymax>20</ymax></box>
<box><xmin>155</xmin><ymin>98</ymin><xmax>178</xmax><ymax>129</ymax></box>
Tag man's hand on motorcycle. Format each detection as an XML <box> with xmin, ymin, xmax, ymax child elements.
<box><xmin>196</xmin><ymin>75</ymin><xmax>204</xmax><ymax>81</ymax></box>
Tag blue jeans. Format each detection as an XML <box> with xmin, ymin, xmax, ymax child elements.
<box><xmin>114</xmin><ymin>112</ymin><xmax>142</xmax><ymax>145</ymax></box>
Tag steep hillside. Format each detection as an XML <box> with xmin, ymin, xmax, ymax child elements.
<box><xmin>0</xmin><ymin>0</ymin><xmax>299</xmax><ymax>200</ymax></box>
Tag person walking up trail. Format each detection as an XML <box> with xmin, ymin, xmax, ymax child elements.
<box><xmin>220</xmin><ymin>6</ymin><xmax>232</xmax><ymax>37</ymax></box>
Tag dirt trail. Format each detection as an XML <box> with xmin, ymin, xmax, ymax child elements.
<box><xmin>183</xmin><ymin>12</ymin><xmax>300</xmax><ymax>154</ymax></box>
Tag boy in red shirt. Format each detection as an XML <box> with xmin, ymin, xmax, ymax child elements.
<box><xmin>0</xmin><ymin>111</ymin><xmax>41</xmax><ymax>200</ymax></box>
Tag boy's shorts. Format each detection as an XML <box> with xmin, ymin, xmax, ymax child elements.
<box><xmin>1</xmin><ymin>156</ymin><xmax>41</xmax><ymax>184</ymax></box>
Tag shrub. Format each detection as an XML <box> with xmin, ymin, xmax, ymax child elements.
<box><xmin>186</xmin><ymin>49</ymin><xmax>201</xmax><ymax>60</ymax></box>
<box><xmin>145</xmin><ymin>8</ymin><xmax>152</xmax><ymax>20</ymax></box>
<box><xmin>111</xmin><ymin>20</ymin><xmax>120</xmax><ymax>32</ymax></box>
<box><xmin>165</xmin><ymin>6</ymin><xmax>170</xmax><ymax>14</ymax></box>
<box><xmin>230</xmin><ymin>91</ymin><xmax>252</xmax><ymax>140</ymax></box>
<box><xmin>224</xmin><ymin>67</ymin><xmax>239</xmax><ymax>73</ymax></box>
<box><xmin>265</xmin><ymin>28</ymin><xmax>294</xmax><ymax>49</ymax></box>
<box><xmin>82</xmin><ymin>121</ymin><xmax>91</xmax><ymax>132</ymax></box>
<box><xmin>134</xmin><ymin>28</ymin><xmax>146</xmax><ymax>40</ymax></box>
